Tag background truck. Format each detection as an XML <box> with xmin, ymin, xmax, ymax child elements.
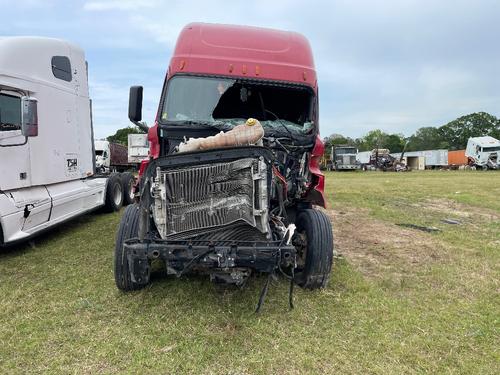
<box><xmin>94</xmin><ymin>140</ymin><xmax>130</xmax><ymax>173</ymax></box>
<box><xmin>115</xmin><ymin>23</ymin><xmax>333</xmax><ymax>309</ymax></box>
<box><xmin>465</xmin><ymin>136</ymin><xmax>500</xmax><ymax>170</ymax></box>
<box><xmin>0</xmin><ymin>37</ymin><xmax>133</xmax><ymax>246</ymax></box>
<box><xmin>331</xmin><ymin>145</ymin><xmax>359</xmax><ymax>170</ymax></box>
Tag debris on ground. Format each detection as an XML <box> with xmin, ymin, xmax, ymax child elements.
<box><xmin>396</xmin><ymin>223</ymin><xmax>441</xmax><ymax>233</ymax></box>
<box><xmin>441</xmin><ymin>219</ymin><xmax>462</xmax><ymax>225</ymax></box>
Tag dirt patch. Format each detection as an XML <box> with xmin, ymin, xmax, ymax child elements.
<box><xmin>324</xmin><ymin>207</ymin><xmax>449</xmax><ymax>280</ymax></box>
<box><xmin>414</xmin><ymin>198</ymin><xmax>500</xmax><ymax>221</ymax></box>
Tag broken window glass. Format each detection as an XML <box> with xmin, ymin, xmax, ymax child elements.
<box><xmin>161</xmin><ymin>76</ymin><xmax>314</xmax><ymax>131</ymax></box>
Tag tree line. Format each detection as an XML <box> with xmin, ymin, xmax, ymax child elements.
<box><xmin>106</xmin><ymin>126</ymin><xmax>145</xmax><ymax>146</ymax></box>
<box><xmin>324</xmin><ymin>112</ymin><xmax>500</xmax><ymax>155</ymax></box>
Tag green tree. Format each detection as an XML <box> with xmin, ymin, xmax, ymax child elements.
<box><xmin>358</xmin><ymin>129</ymin><xmax>388</xmax><ymax>151</ymax></box>
<box><xmin>438</xmin><ymin>112</ymin><xmax>500</xmax><ymax>150</ymax></box>
<box><xmin>107</xmin><ymin>126</ymin><xmax>145</xmax><ymax>146</ymax></box>
<box><xmin>384</xmin><ymin>134</ymin><xmax>406</xmax><ymax>153</ymax></box>
<box><xmin>407</xmin><ymin>126</ymin><xmax>449</xmax><ymax>151</ymax></box>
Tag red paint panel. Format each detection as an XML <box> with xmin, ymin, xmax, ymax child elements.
<box><xmin>148</xmin><ymin>123</ymin><xmax>160</xmax><ymax>159</ymax></box>
<box><xmin>168</xmin><ymin>23</ymin><xmax>317</xmax><ymax>90</ymax></box>
<box><xmin>304</xmin><ymin>135</ymin><xmax>326</xmax><ymax>207</ymax></box>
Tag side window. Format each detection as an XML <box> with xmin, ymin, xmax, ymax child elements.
<box><xmin>51</xmin><ymin>56</ymin><xmax>72</xmax><ymax>82</ymax></box>
<box><xmin>0</xmin><ymin>94</ymin><xmax>22</xmax><ymax>131</ymax></box>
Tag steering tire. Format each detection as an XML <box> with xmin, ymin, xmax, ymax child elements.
<box><xmin>114</xmin><ymin>204</ymin><xmax>148</xmax><ymax>291</ymax></box>
<box><xmin>293</xmin><ymin>209</ymin><xmax>334</xmax><ymax>289</ymax></box>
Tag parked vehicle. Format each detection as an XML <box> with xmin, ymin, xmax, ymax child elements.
<box><xmin>465</xmin><ymin>136</ymin><xmax>500</xmax><ymax>170</ymax></box>
<box><xmin>360</xmin><ymin>149</ymin><xmax>409</xmax><ymax>172</ymax></box>
<box><xmin>0</xmin><ymin>37</ymin><xmax>132</xmax><ymax>246</ymax></box>
<box><xmin>115</xmin><ymin>23</ymin><xmax>333</xmax><ymax>306</ymax></box>
<box><xmin>331</xmin><ymin>145</ymin><xmax>359</xmax><ymax>170</ymax></box>
<box><xmin>94</xmin><ymin>140</ymin><xmax>131</xmax><ymax>173</ymax></box>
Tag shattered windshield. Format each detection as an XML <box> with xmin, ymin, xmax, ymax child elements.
<box><xmin>160</xmin><ymin>76</ymin><xmax>314</xmax><ymax>132</ymax></box>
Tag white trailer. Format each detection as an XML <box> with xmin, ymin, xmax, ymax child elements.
<box><xmin>465</xmin><ymin>136</ymin><xmax>500</xmax><ymax>169</ymax></box>
<box><xmin>127</xmin><ymin>133</ymin><xmax>149</xmax><ymax>164</ymax></box>
<box><xmin>356</xmin><ymin>151</ymin><xmax>372</xmax><ymax>165</ymax></box>
<box><xmin>0</xmin><ymin>37</ymin><xmax>130</xmax><ymax>245</ymax></box>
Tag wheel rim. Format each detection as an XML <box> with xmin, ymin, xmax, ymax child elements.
<box><xmin>127</xmin><ymin>180</ymin><xmax>134</xmax><ymax>200</ymax></box>
<box><xmin>293</xmin><ymin>231</ymin><xmax>308</xmax><ymax>270</ymax></box>
<box><xmin>113</xmin><ymin>183</ymin><xmax>123</xmax><ymax>206</ymax></box>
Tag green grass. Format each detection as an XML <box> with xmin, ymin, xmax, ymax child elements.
<box><xmin>1</xmin><ymin>171</ymin><xmax>499</xmax><ymax>374</ymax></box>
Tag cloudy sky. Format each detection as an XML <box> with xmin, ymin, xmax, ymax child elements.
<box><xmin>1</xmin><ymin>0</ymin><xmax>499</xmax><ymax>139</ymax></box>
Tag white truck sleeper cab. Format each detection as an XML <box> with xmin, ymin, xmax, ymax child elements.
<box><xmin>0</xmin><ymin>37</ymin><xmax>125</xmax><ymax>245</ymax></box>
<box><xmin>465</xmin><ymin>136</ymin><xmax>500</xmax><ymax>170</ymax></box>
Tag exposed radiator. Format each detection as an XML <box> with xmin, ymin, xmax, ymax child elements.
<box><xmin>152</xmin><ymin>157</ymin><xmax>270</xmax><ymax>240</ymax></box>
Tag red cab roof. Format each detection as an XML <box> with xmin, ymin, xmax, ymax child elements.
<box><xmin>169</xmin><ymin>23</ymin><xmax>317</xmax><ymax>89</ymax></box>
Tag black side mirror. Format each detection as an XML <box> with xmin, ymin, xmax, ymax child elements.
<box><xmin>128</xmin><ymin>86</ymin><xmax>143</xmax><ymax>122</ymax></box>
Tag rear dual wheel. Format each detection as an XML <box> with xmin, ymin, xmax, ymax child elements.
<box><xmin>104</xmin><ymin>173</ymin><xmax>124</xmax><ymax>212</ymax></box>
<box><xmin>120</xmin><ymin>172</ymin><xmax>136</xmax><ymax>206</ymax></box>
<box><xmin>104</xmin><ymin>172</ymin><xmax>136</xmax><ymax>212</ymax></box>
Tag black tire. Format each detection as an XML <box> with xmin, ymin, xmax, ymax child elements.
<box><xmin>104</xmin><ymin>173</ymin><xmax>123</xmax><ymax>212</ymax></box>
<box><xmin>114</xmin><ymin>204</ymin><xmax>147</xmax><ymax>291</ymax></box>
<box><xmin>121</xmin><ymin>172</ymin><xmax>136</xmax><ymax>206</ymax></box>
<box><xmin>294</xmin><ymin>209</ymin><xmax>334</xmax><ymax>289</ymax></box>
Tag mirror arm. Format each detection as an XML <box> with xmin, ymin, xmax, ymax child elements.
<box><xmin>131</xmin><ymin>120</ymin><xmax>149</xmax><ymax>133</ymax></box>
<box><xmin>0</xmin><ymin>136</ymin><xmax>28</xmax><ymax>148</ymax></box>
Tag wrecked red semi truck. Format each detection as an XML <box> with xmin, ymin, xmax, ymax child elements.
<box><xmin>115</xmin><ymin>23</ymin><xmax>333</xmax><ymax>306</ymax></box>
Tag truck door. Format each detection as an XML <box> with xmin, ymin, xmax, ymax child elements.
<box><xmin>8</xmin><ymin>186</ymin><xmax>51</xmax><ymax>232</ymax></box>
<box><xmin>0</xmin><ymin>92</ymin><xmax>32</xmax><ymax>191</ymax></box>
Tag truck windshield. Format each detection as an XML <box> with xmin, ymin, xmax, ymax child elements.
<box><xmin>335</xmin><ymin>148</ymin><xmax>357</xmax><ymax>155</ymax></box>
<box><xmin>0</xmin><ymin>93</ymin><xmax>21</xmax><ymax>131</ymax></box>
<box><xmin>160</xmin><ymin>76</ymin><xmax>314</xmax><ymax>131</ymax></box>
<box><xmin>483</xmin><ymin>146</ymin><xmax>500</xmax><ymax>152</ymax></box>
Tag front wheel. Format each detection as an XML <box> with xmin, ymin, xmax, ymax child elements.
<box><xmin>114</xmin><ymin>204</ymin><xmax>149</xmax><ymax>291</ymax></box>
<box><xmin>293</xmin><ymin>209</ymin><xmax>334</xmax><ymax>289</ymax></box>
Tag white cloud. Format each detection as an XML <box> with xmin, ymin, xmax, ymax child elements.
<box><xmin>83</xmin><ymin>0</ymin><xmax>159</xmax><ymax>11</ymax></box>
<box><xmin>3</xmin><ymin>0</ymin><xmax>499</xmax><ymax>138</ymax></box>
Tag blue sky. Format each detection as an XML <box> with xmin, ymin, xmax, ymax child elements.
<box><xmin>1</xmin><ymin>0</ymin><xmax>499</xmax><ymax>139</ymax></box>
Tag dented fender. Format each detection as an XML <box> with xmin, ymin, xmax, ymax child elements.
<box><xmin>303</xmin><ymin>135</ymin><xmax>326</xmax><ymax>207</ymax></box>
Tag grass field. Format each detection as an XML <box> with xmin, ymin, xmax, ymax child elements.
<box><xmin>1</xmin><ymin>171</ymin><xmax>499</xmax><ymax>374</ymax></box>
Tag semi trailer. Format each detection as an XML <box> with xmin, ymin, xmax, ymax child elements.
<box><xmin>115</xmin><ymin>23</ymin><xmax>334</xmax><ymax>307</ymax></box>
<box><xmin>0</xmin><ymin>37</ymin><xmax>132</xmax><ymax>246</ymax></box>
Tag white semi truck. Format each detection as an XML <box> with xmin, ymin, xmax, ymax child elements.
<box><xmin>465</xmin><ymin>136</ymin><xmax>500</xmax><ymax>170</ymax></box>
<box><xmin>0</xmin><ymin>37</ymin><xmax>132</xmax><ymax>246</ymax></box>
<box><xmin>94</xmin><ymin>140</ymin><xmax>130</xmax><ymax>173</ymax></box>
